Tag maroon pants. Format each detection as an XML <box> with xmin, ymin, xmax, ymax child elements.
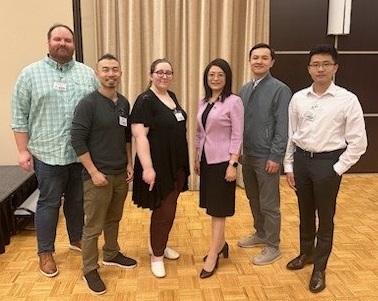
<box><xmin>150</xmin><ymin>169</ymin><xmax>185</xmax><ymax>256</ymax></box>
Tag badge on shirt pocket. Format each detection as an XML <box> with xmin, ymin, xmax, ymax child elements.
<box><xmin>53</xmin><ymin>81</ymin><xmax>67</xmax><ymax>92</ymax></box>
<box><xmin>119</xmin><ymin>116</ymin><xmax>127</xmax><ymax>126</ymax></box>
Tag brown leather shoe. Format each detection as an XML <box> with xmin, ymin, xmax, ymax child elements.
<box><xmin>39</xmin><ymin>252</ymin><xmax>58</xmax><ymax>277</ymax></box>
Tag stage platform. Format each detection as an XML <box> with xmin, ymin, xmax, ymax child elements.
<box><xmin>0</xmin><ymin>165</ymin><xmax>37</xmax><ymax>254</ymax></box>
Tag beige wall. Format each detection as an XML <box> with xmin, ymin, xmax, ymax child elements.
<box><xmin>0</xmin><ymin>0</ymin><xmax>96</xmax><ymax>165</ymax></box>
<box><xmin>0</xmin><ymin>0</ymin><xmax>73</xmax><ymax>164</ymax></box>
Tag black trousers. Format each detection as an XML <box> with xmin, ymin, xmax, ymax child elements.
<box><xmin>293</xmin><ymin>148</ymin><xmax>343</xmax><ymax>271</ymax></box>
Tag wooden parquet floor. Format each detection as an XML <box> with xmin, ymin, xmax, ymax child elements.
<box><xmin>0</xmin><ymin>174</ymin><xmax>377</xmax><ymax>301</ymax></box>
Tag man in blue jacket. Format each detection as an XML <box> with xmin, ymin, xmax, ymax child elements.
<box><xmin>238</xmin><ymin>43</ymin><xmax>292</xmax><ymax>265</ymax></box>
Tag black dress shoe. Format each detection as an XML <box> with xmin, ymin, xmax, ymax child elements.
<box><xmin>286</xmin><ymin>254</ymin><xmax>314</xmax><ymax>270</ymax></box>
<box><xmin>203</xmin><ymin>242</ymin><xmax>229</xmax><ymax>261</ymax></box>
<box><xmin>200</xmin><ymin>256</ymin><xmax>219</xmax><ymax>279</ymax></box>
<box><xmin>309</xmin><ymin>270</ymin><xmax>326</xmax><ymax>293</ymax></box>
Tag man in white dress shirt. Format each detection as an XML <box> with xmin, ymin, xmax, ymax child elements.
<box><xmin>283</xmin><ymin>44</ymin><xmax>367</xmax><ymax>293</ymax></box>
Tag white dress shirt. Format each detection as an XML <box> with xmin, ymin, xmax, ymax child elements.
<box><xmin>284</xmin><ymin>82</ymin><xmax>367</xmax><ymax>175</ymax></box>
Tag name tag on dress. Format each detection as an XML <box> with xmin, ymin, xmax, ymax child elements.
<box><xmin>174</xmin><ymin>110</ymin><xmax>185</xmax><ymax>122</ymax></box>
<box><xmin>119</xmin><ymin>116</ymin><xmax>127</xmax><ymax>126</ymax></box>
<box><xmin>53</xmin><ymin>81</ymin><xmax>67</xmax><ymax>91</ymax></box>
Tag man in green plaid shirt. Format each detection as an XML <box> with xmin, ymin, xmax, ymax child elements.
<box><xmin>11</xmin><ymin>23</ymin><xmax>98</xmax><ymax>278</ymax></box>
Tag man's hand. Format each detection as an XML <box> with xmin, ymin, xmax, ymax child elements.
<box><xmin>18</xmin><ymin>150</ymin><xmax>33</xmax><ymax>171</ymax></box>
<box><xmin>91</xmin><ymin>171</ymin><xmax>108</xmax><ymax>187</ymax></box>
<box><xmin>285</xmin><ymin>172</ymin><xmax>297</xmax><ymax>191</ymax></box>
<box><xmin>126</xmin><ymin>165</ymin><xmax>134</xmax><ymax>183</ymax></box>
<box><xmin>265</xmin><ymin>159</ymin><xmax>280</xmax><ymax>174</ymax></box>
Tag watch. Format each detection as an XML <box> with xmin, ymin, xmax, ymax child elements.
<box><xmin>229</xmin><ymin>160</ymin><xmax>238</xmax><ymax>168</ymax></box>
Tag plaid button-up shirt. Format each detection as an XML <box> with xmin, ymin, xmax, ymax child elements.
<box><xmin>11</xmin><ymin>55</ymin><xmax>98</xmax><ymax>165</ymax></box>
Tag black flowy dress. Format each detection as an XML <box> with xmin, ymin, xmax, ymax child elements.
<box><xmin>129</xmin><ymin>89</ymin><xmax>190</xmax><ymax>209</ymax></box>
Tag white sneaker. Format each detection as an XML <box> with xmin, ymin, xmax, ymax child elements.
<box><xmin>148</xmin><ymin>247</ymin><xmax>180</xmax><ymax>260</ymax></box>
<box><xmin>151</xmin><ymin>260</ymin><xmax>166</xmax><ymax>278</ymax></box>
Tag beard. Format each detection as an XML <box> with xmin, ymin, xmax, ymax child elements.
<box><xmin>49</xmin><ymin>47</ymin><xmax>74</xmax><ymax>63</ymax></box>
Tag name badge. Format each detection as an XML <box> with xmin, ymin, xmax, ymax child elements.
<box><xmin>304</xmin><ymin>110</ymin><xmax>315</xmax><ymax>122</ymax></box>
<box><xmin>174</xmin><ymin>110</ymin><xmax>185</xmax><ymax>122</ymax></box>
<box><xmin>119</xmin><ymin>116</ymin><xmax>127</xmax><ymax>126</ymax></box>
<box><xmin>53</xmin><ymin>81</ymin><xmax>67</xmax><ymax>91</ymax></box>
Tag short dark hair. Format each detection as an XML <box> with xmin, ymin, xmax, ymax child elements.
<box><xmin>203</xmin><ymin>58</ymin><xmax>233</xmax><ymax>102</ymax></box>
<box><xmin>309</xmin><ymin>44</ymin><xmax>338</xmax><ymax>64</ymax></box>
<box><xmin>98</xmin><ymin>53</ymin><xmax>119</xmax><ymax>63</ymax></box>
<box><xmin>47</xmin><ymin>23</ymin><xmax>74</xmax><ymax>40</ymax></box>
<box><xmin>249</xmin><ymin>43</ymin><xmax>275</xmax><ymax>60</ymax></box>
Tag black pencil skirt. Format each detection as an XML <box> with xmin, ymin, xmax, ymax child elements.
<box><xmin>199</xmin><ymin>156</ymin><xmax>236</xmax><ymax>217</ymax></box>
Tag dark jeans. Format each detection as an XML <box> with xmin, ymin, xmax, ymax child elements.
<box><xmin>293</xmin><ymin>149</ymin><xmax>343</xmax><ymax>271</ymax></box>
<box><xmin>33</xmin><ymin>157</ymin><xmax>84</xmax><ymax>254</ymax></box>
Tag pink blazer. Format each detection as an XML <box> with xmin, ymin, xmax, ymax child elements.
<box><xmin>195</xmin><ymin>94</ymin><xmax>244</xmax><ymax>164</ymax></box>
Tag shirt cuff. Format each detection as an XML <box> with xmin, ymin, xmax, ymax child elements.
<box><xmin>283</xmin><ymin>164</ymin><xmax>293</xmax><ymax>173</ymax></box>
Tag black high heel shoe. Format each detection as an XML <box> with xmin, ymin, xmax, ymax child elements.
<box><xmin>203</xmin><ymin>242</ymin><xmax>229</xmax><ymax>261</ymax></box>
<box><xmin>200</xmin><ymin>256</ymin><xmax>219</xmax><ymax>279</ymax></box>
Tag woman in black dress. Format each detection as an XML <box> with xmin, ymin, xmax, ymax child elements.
<box><xmin>194</xmin><ymin>58</ymin><xmax>244</xmax><ymax>278</ymax></box>
<box><xmin>130</xmin><ymin>59</ymin><xmax>190</xmax><ymax>278</ymax></box>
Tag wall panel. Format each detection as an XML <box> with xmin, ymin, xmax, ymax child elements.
<box><xmin>337</xmin><ymin>55</ymin><xmax>378</xmax><ymax>113</ymax></box>
<box><xmin>270</xmin><ymin>0</ymin><xmax>332</xmax><ymax>50</ymax></box>
<box><xmin>270</xmin><ymin>0</ymin><xmax>378</xmax><ymax>173</ymax></box>
<box><xmin>338</xmin><ymin>0</ymin><xmax>378</xmax><ymax>51</ymax></box>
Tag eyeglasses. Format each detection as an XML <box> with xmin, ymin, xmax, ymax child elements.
<box><xmin>153</xmin><ymin>70</ymin><xmax>174</xmax><ymax>78</ymax></box>
<box><xmin>308</xmin><ymin>62</ymin><xmax>336</xmax><ymax>69</ymax></box>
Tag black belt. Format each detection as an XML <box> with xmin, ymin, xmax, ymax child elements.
<box><xmin>295</xmin><ymin>146</ymin><xmax>345</xmax><ymax>159</ymax></box>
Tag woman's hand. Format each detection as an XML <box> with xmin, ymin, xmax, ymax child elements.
<box><xmin>194</xmin><ymin>159</ymin><xmax>200</xmax><ymax>175</ymax></box>
<box><xmin>225</xmin><ymin>165</ymin><xmax>237</xmax><ymax>182</ymax></box>
<box><xmin>143</xmin><ymin>167</ymin><xmax>156</xmax><ymax>191</ymax></box>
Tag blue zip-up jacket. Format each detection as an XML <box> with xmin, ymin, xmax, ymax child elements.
<box><xmin>239</xmin><ymin>73</ymin><xmax>292</xmax><ymax>162</ymax></box>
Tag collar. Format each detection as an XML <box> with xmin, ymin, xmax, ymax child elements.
<box><xmin>307</xmin><ymin>82</ymin><xmax>337</xmax><ymax>97</ymax></box>
<box><xmin>44</xmin><ymin>55</ymin><xmax>75</xmax><ymax>71</ymax></box>
<box><xmin>253</xmin><ymin>73</ymin><xmax>270</xmax><ymax>86</ymax></box>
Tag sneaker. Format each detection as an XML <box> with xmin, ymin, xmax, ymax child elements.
<box><xmin>83</xmin><ymin>269</ymin><xmax>106</xmax><ymax>295</ymax></box>
<box><xmin>69</xmin><ymin>240</ymin><xmax>82</xmax><ymax>252</ymax></box>
<box><xmin>102</xmin><ymin>252</ymin><xmax>137</xmax><ymax>269</ymax></box>
<box><xmin>151</xmin><ymin>260</ymin><xmax>166</xmax><ymax>278</ymax></box>
<box><xmin>238</xmin><ymin>234</ymin><xmax>266</xmax><ymax>248</ymax></box>
<box><xmin>252</xmin><ymin>247</ymin><xmax>282</xmax><ymax>265</ymax></box>
<box><xmin>38</xmin><ymin>252</ymin><xmax>58</xmax><ymax>277</ymax></box>
<box><xmin>151</xmin><ymin>261</ymin><xmax>166</xmax><ymax>278</ymax></box>
<box><xmin>148</xmin><ymin>246</ymin><xmax>180</xmax><ymax>260</ymax></box>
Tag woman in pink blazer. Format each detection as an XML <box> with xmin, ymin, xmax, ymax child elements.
<box><xmin>194</xmin><ymin>58</ymin><xmax>244</xmax><ymax>278</ymax></box>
